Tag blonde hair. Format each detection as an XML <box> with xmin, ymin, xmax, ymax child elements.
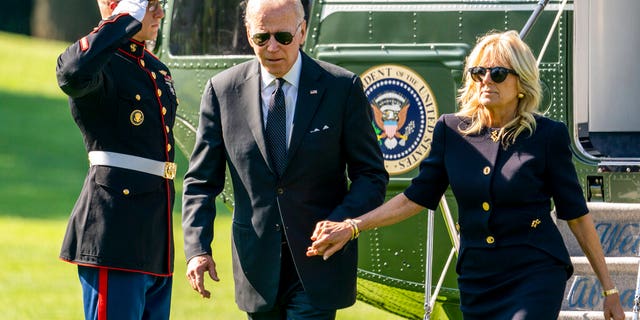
<box><xmin>456</xmin><ymin>30</ymin><xmax>542</xmax><ymax>148</ymax></box>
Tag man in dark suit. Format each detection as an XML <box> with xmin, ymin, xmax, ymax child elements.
<box><xmin>56</xmin><ymin>0</ymin><xmax>177</xmax><ymax>319</ymax></box>
<box><xmin>181</xmin><ymin>0</ymin><xmax>388</xmax><ymax>318</ymax></box>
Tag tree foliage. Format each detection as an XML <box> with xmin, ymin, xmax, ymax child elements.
<box><xmin>31</xmin><ymin>0</ymin><xmax>101</xmax><ymax>42</ymax></box>
<box><xmin>0</xmin><ymin>0</ymin><xmax>33</xmax><ymax>35</ymax></box>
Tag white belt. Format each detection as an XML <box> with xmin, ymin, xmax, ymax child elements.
<box><xmin>88</xmin><ymin>151</ymin><xmax>177</xmax><ymax>180</ymax></box>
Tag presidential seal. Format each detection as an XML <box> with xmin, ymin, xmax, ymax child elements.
<box><xmin>360</xmin><ymin>64</ymin><xmax>438</xmax><ymax>175</ymax></box>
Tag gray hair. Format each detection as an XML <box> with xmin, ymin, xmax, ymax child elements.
<box><xmin>244</xmin><ymin>0</ymin><xmax>305</xmax><ymax>27</ymax></box>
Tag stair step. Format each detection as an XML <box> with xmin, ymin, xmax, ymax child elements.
<box><xmin>556</xmin><ymin>202</ymin><xmax>640</xmax><ymax>257</ymax></box>
<box><xmin>558</xmin><ymin>311</ymin><xmax>636</xmax><ymax>320</ymax></box>
<box><xmin>563</xmin><ymin>257</ymin><xmax>639</xmax><ymax>311</ymax></box>
<box><xmin>556</xmin><ymin>202</ymin><xmax>640</xmax><ymax>315</ymax></box>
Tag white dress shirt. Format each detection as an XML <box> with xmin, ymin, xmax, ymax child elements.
<box><xmin>260</xmin><ymin>52</ymin><xmax>302</xmax><ymax>148</ymax></box>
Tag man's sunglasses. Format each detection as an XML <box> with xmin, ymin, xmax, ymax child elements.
<box><xmin>251</xmin><ymin>23</ymin><xmax>302</xmax><ymax>47</ymax></box>
<box><xmin>468</xmin><ymin>67</ymin><xmax>518</xmax><ymax>83</ymax></box>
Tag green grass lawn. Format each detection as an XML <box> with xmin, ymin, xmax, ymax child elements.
<box><xmin>0</xmin><ymin>31</ymin><xmax>401</xmax><ymax>319</ymax></box>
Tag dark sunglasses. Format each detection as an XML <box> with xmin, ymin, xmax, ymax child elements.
<box><xmin>468</xmin><ymin>67</ymin><xmax>518</xmax><ymax>83</ymax></box>
<box><xmin>251</xmin><ymin>23</ymin><xmax>302</xmax><ymax>47</ymax></box>
<box><xmin>147</xmin><ymin>0</ymin><xmax>165</xmax><ymax>12</ymax></box>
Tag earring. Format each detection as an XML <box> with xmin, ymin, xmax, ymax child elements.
<box><xmin>517</xmin><ymin>93</ymin><xmax>525</xmax><ymax>99</ymax></box>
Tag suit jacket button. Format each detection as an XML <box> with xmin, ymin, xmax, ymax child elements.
<box><xmin>276</xmin><ymin>188</ymin><xmax>284</xmax><ymax>195</ymax></box>
<box><xmin>486</xmin><ymin>236</ymin><xmax>495</xmax><ymax>244</ymax></box>
<box><xmin>482</xmin><ymin>202</ymin><xmax>490</xmax><ymax>211</ymax></box>
<box><xmin>122</xmin><ymin>189</ymin><xmax>130</xmax><ymax>195</ymax></box>
<box><xmin>483</xmin><ymin>166</ymin><xmax>491</xmax><ymax>175</ymax></box>
<box><xmin>274</xmin><ymin>224</ymin><xmax>281</xmax><ymax>231</ymax></box>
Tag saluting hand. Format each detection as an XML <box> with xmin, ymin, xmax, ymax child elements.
<box><xmin>306</xmin><ymin>220</ymin><xmax>353</xmax><ymax>260</ymax></box>
<box><xmin>186</xmin><ymin>254</ymin><xmax>219</xmax><ymax>299</ymax></box>
<box><xmin>112</xmin><ymin>0</ymin><xmax>148</xmax><ymax>22</ymax></box>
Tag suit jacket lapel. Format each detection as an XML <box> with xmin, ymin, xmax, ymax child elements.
<box><xmin>287</xmin><ymin>54</ymin><xmax>325</xmax><ymax>165</ymax></box>
<box><xmin>239</xmin><ymin>61</ymin><xmax>273</xmax><ymax>171</ymax></box>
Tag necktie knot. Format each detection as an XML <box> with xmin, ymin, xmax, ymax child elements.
<box><xmin>269</xmin><ymin>78</ymin><xmax>285</xmax><ymax>109</ymax></box>
<box><xmin>275</xmin><ymin>77</ymin><xmax>284</xmax><ymax>90</ymax></box>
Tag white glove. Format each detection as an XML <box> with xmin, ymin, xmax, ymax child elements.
<box><xmin>112</xmin><ymin>0</ymin><xmax>148</xmax><ymax>23</ymax></box>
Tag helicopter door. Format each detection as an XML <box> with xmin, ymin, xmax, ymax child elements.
<box><xmin>574</xmin><ymin>0</ymin><xmax>640</xmax><ymax>160</ymax></box>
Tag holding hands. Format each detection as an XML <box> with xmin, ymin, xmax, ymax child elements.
<box><xmin>306</xmin><ymin>220</ymin><xmax>359</xmax><ymax>260</ymax></box>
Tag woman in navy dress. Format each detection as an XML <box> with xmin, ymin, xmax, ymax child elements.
<box><xmin>306</xmin><ymin>30</ymin><xmax>625</xmax><ymax>320</ymax></box>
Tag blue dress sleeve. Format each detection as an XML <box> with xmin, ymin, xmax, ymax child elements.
<box><xmin>403</xmin><ymin>115</ymin><xmax>450</xmax><ymax>210</ymax></box>
<box><xmin>545</xmin><ymin>121</ymin><xmax>589</xmax><ymax>220</ymax></box>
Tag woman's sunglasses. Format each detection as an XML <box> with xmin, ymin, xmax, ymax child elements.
<box><xmin>251</xmin><ymin>23</ymin><xmax>302</xmax><ymax>47</ymax></box>
<box><xmin>468</xmin><ymin>67</ymin><xmax>518</xmax><ymax>83</ymax></box>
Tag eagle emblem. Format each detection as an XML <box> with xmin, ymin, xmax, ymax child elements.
<box><xmin>371</xmin><ymin>91</ymin><xmax>413</xmax><ymax>150</ymax></box>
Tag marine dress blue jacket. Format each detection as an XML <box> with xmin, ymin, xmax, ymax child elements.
<box><xmin>404</xmin><ymin>113</ymin><xmax>588</xmax><ymax>276</ymax></box>
<box><xmin>56</xmin><ymin>13</ymin><xmax>178</xmax><ymax>276</ymax></box>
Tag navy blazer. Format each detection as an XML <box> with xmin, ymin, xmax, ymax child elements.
<box><xmin>405</xmin><ymin>113</ymin><xmax>587</xmax><ymax>275</ymax></box>
<box><xmin>182</xmin><ymin>52</ymin><xmax>388</xmax><ymax>311</ymax></box>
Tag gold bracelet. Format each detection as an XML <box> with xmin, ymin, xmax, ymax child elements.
<box><xmin>344</xmin><ymin>219</ymin><xmax>355</xmax><ymax>240</ymax></box>
<box><xmin>602</xmin><ymin>287</ymin><xmax>619</xmax><ymax>297</ymax></box>
<box><xmin>352</xmin><ymin>220</ymin><xmax>360</xmax><ymax>239</ymax></box>
<box><xmin>344</xmin><ymin>219</ymin><xmax>360</xmax><ymax>240</ymax></box>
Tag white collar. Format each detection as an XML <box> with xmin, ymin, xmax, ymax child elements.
<box><xmin>260</xmin><ymin>51</ymin><xmax>302</xmax><ymax>88</ymax></box>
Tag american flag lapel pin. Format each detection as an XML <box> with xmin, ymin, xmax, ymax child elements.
<box><xmin>310</xmin><ymin>89</ymin><xmax>318</xmax><ymax>95</ymax></box>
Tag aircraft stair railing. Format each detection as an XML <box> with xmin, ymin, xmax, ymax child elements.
<box><xmin>634</xmin><ymin>247</ymin><xmax>639</xmax><ymax>320</ymax></box>
<box><xmin>424</xmin><ymin>196</ymin><xmax>459</xmax><ymax>320</ymax></box>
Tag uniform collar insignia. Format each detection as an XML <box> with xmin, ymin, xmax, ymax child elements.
<box><xmin>119</xmin><ymin>39</ymin><xmax>145</xmax><ymax>59</ymax></box>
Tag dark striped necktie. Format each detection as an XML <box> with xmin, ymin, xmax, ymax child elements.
<box><xmin>265</xmin><ymin>78</ymin><xmax>287</xmax><ymax>177</ymax></box>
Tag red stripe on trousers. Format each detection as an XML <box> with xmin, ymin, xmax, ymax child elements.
<box><xmin>98</xmin><ymin>268</ymin><xmax>108</xmax><ymax>320</ymax></box>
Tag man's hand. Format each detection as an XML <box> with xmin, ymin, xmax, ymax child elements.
<box><xmin>112</xmin><ymin>0</ymin><xmax>148</xmax><ymax>22</ymax></box>
<box><xmin>186</xmin><ymin>254</ymin><xmax>219</xmax><ymax>299</ymax></box>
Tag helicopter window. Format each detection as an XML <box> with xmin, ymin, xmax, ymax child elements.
<box><xmin>168</xmin><ymin>0</ymin><xmax>253</xmax><ymax>55</ymax></box>
<box><xmin>168</xmin><ymin>0</ymin><xmax>312</xmax><ymax>56</ymax></box>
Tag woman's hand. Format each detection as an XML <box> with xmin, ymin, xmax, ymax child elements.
<box><xmin>306</xmin><ymin>220</ymin><xmax>354</xmax><ymax>260</ymax></box>
<box><xmin>603</xmin><ymin>294</ymin><xmax>625</xmax><ymax>320</ymax></box>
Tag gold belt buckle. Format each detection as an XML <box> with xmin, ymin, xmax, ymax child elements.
<box><xmin>164</xmin><ymin>162</ymin><xmax>177</xmax><ymax>180</ymax></box>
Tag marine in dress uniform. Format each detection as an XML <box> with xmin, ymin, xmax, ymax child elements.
<box><xmin>56</xmin><ymin>1</ymin><xmax>177</xmax><ymax>319</ymax></box>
